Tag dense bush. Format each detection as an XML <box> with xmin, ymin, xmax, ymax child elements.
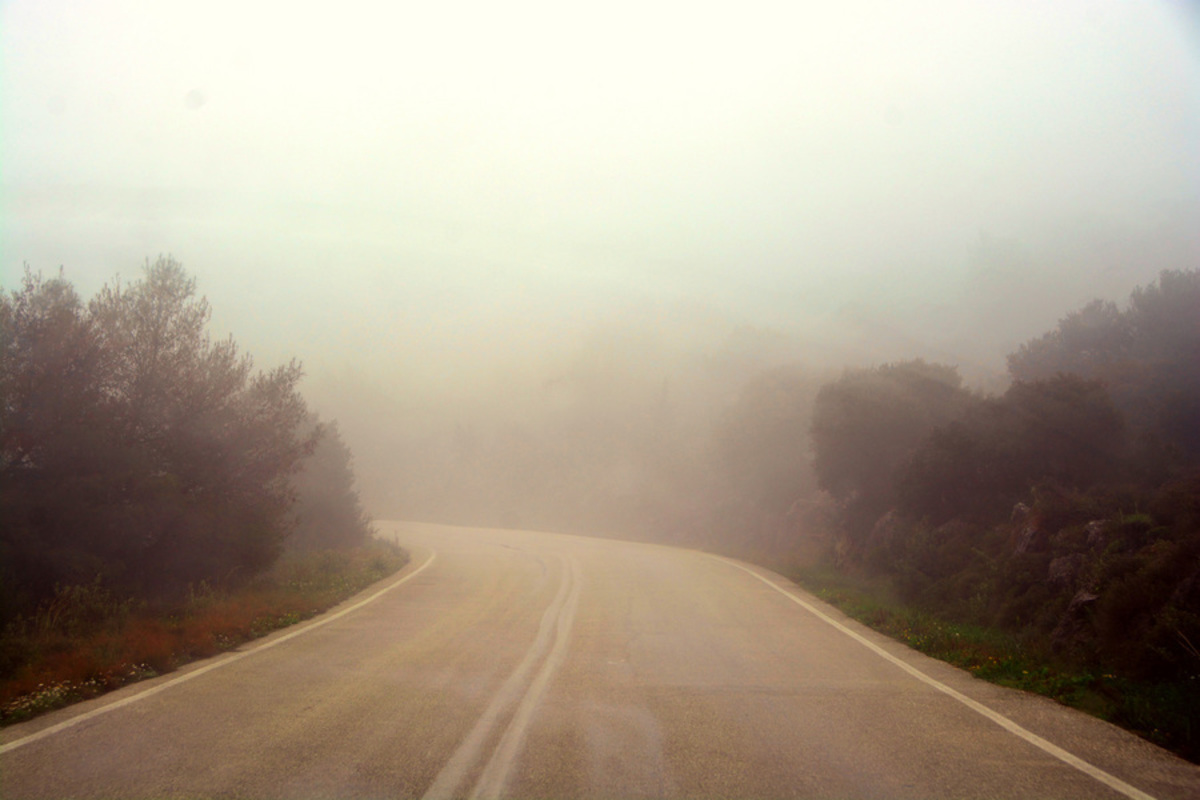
<box><xmin>0</xmin><ymin>260</ymin><xmax>359</xmax><ymax>627</ymax></box>
<box><xmin>289</xmin><ymin>418</ymin><xmax>373</xmax><ymax>552</ymax></box>
<box><xmin>1010</xmin><ymin>268</ymin><xmax>1200</xmax><ymax>475</ymax></box>
<box><xmin>811</xmin><ymin>359</ymin><xmax>972</xmax><ymax>540</ymax></box>
<box><xmin>896</xmin><ymin>375</ymin><xmax>1127</xmax><ymax>525</ymax></box>
<box><xmin>807</xmin><ymin>269</ymin><xmax>1200</xmax><ymax>688</ymax></box>
<box><xmin>877</xmin><ymin>479</ymin><xmax>1200</xmax><ymax>683</ymax></box>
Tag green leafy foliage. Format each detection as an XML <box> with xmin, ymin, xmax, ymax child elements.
<box><xmin>1009</xmin><ymin>268</ymin><xmax>1200</xmax><ymax>474</ymax></box>
<box><xmin>289</xmin><ymin>419</ymin><xmax>373</xmax><ymax>552</ymax></box>
<box><xmin>801</xmin><ymin>269</ymin><xmax>1200</xmax><ymax>760</ymax></box>
<box><xmin>0</xmin><ymin>259</ymin><xmax>324</xmax><ymax>625</ymax></box>
<box><xmin>713</xmin><ymin>365</ymin><xmax>819</xmax><ymax>517</ymax></box>
<box><xmin>810</xmin><ymin>359</ymin><xmax>971</xmax><ymax>538</ymax></box>
<box><xmin>795</xmin><ymin>566</ymin><xmax>1199</xmax><ymax>760</ymax></box>
<box><xmin>896</xmin><ymin>375</ymin><xmax>1127</xmax><ymax>524</ymax></box>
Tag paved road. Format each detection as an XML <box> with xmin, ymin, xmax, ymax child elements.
<box><xmin>3</xmin><ymin>522</ymin><xmax>1199</xmax><ymax>799</ymax></box>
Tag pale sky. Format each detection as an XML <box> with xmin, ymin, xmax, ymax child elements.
<box><xmin>3</xmin><ymin>0</ymin><xmax>1199</xmax><ymax>409</ymax></box>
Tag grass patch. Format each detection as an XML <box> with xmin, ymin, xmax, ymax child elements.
<box><xmin>0</xmin><ymin>542</ymin><xmax>408</xmax><ymax>725</ymax></box>
<box><xmin>791</xmin><ymin>565</ymin><xmax>1199</xmax><ymax>763</ymax></box>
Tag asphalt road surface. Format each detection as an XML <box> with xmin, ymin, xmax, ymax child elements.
<box><xmin>4</xmin><ymin>522</ymin><xmax>1199</xmax><ymax>799</ymax></box>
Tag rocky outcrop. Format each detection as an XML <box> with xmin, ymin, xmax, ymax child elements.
<box><xmin>1085</xmin><ymin>519</ymin><xmax>1109</xmax><ymax>551</ymax></box>
<box><xmin>1047</xmin><ymin>553</ymin><xmax>1087</xmax><ymax>590</ymax></box>
<box><xmin>1013</xmin><ymin>523</ymin><xmax>1046</xmax><ymax>555</ymax></box>
<box><xmin>1010</xmin><ymin>501</ymin><xmax>1046</xmax><ymax>554</ymax></box>
<box><xmin>1051</xmin><ymin>589</ymin><xmax>1099</xmax><ymax>652</ymax></box>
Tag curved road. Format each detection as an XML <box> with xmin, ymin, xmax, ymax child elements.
<box><xmin>3</xmin><ymin>522</ymin><xmax>1199</xmax><ymax>798</ymax></box>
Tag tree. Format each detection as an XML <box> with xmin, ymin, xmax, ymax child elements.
<box><xmin>896</xmin><ymin>375</ymin><xmax>1126</xmax><ymax>525</ymax></box>
<box><xmin>1002</xmin><ymin>374</ymin><xmax>1126</xmax><ymax>487</ymax></box>
<box><xmin>1008</xmin><ymin>269</ymin><xmax>1200</xmax><ymax>472</ymax></box>
<box><xmin>0</xmin><ymin>269</ymin><xmax>105</xmax><ymax>474</ymax></box>
<box><xmin>810</xmin><ymin>360</ymin><xmax>970</xmax><ymax>537</ymax></box>
<box><xmin>1125</xmin><ymin>269</ymin><xmax>1200</xmax><ymax>465</ymax></box>
<box><xmin>713</xmin><ymin>365</ymin><xmax>819</xmax><ymax>518</ymax></box>
<box><xmin>88</xmin><ymin>257</ymin><xmax>316</xmax><ymax>591</ymax></box>
<box><xmin>1007</xmin><ymin>299</ymin><xmax>1131</xmax><ymax>383</ymax></box>
<box><xmin>0</xmin><ymin>269</ymin><xmax>111</xmax><ymax>612</ymax></box>
<box><xmin>289</xmin><ymin>418</ymin><xmax>372</xmax><ymax>552</ymax></box>
<box><xmin>0</xmin><ymin>258</ymin><xmax>317</xmax><ymax>618</ymax></box>
<box><xmin>895</xmin><ymin>413</ymin><xmax>996</xmax><ymax>525</ymax></box>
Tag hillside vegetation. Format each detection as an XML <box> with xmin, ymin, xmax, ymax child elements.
<box><xmin>804</xmin><ymin>269</ymin><xmax>1200</xmax><ymax>758</ymax></box>
<box><xmin>1</xmin><ymin>259</ymin><xmax>377</xmax><ymax>699</ymax></box>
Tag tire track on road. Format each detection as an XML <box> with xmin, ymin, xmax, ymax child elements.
<box><xmin>422</xmin><ymin>555</ymin><xmax>582</xmax><ymax>800</ymax></box>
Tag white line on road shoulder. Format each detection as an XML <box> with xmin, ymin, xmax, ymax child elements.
<box><xmin>0</xmin><ymin>550</ymin><xmax>438</xmax><ymax>756</ymax></box>
<box><xmin>708</xmin><ymin>554</ymin><xmax>1157</xmax><ymax>800</ymax></box>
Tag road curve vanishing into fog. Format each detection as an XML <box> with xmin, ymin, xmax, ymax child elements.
<box><xmin>3</xmin><ymin>522</ymin><xmax>1199</xmax><ymax>799</ymax></box>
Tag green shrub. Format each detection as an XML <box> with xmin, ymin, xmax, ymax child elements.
<box><xmin>1095</xmin><ymin>538</ymin><xmax>1200</xmax><ymax>680</ymax></box>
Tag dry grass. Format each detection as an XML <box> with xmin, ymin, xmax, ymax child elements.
<box><xmin>0</xmin><ymin>544</ymin><xmax>407</xmax><ymax>724</ymax></box>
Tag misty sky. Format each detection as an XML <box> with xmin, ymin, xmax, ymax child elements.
<box><xmin>3</xmin><ymin>0</ymin><xmax>1199</xmax><ymax>413</ymax></box>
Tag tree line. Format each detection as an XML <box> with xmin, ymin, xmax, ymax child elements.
<box><xmin>0</xmin><ymin>258</ymin><xmax>371</xmax><ymax>627</ymax></box>
<box><xmin>804</xmin><ymin>269</ymin><xmax>1199</xmax><ymax>689</ymax></box>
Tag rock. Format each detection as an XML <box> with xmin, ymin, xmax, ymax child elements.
<box><xmin>865</xmin><ymin>509</ymin><xmax>902</xmax><ymax>553</ymax></box>
<box><xmin>1010</xmin><ymin>502</ymin><xmax>1047</xmax><ymax>554</ymax></box>
<box><xmin>1085</xmin><ymin>519</ymin><xmax>1109</xmax><ymax>550</ymax></box>
<box><xmin>1050</xmin><ymin>527</ymin><xmax>1087</xmax><ymax>552</ymax></box>
<box><xmin>1051</xmin><ymin>589</ymin><xmax>1099</xmax><ymax>652</ymax></box>
<box><xmin>1047</xmin><ymin>553</ymin><xmax>1087</xmax><ymax>590</ymax></box>
<box><xmin>1069</xmin><ymin>589</ymin><xmax>1099</xmax><ymax>608</ymax></box>
<box><xmin>1013</xmin><ymin>524</ymin><xmax>1044</xmax><ymax>555</ymax></box>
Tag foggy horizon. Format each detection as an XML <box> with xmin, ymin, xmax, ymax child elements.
<box><xmin>4</xmin><ymin>0</ymin><xmax>1199</xmax><ymax>523</ymax></box>
<box><xmin>5</xmin><ymin>6</ymin><xmax>1200</xmax><ymax>781</ymax></box>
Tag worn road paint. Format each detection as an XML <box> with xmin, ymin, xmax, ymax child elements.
<box><xmin>470</xmin><ymin>556</ymin><xmax>582</xmax><ymax>799</ymax></box>
<box><xmin>423</xmin><ymin>554</ymin><xmax>580</xmax><ymax>800</ymax></box>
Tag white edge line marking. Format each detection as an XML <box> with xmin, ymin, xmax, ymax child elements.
<box><xmin>1</xmin><ymin>550</ymin><xmax>438</xmax><ymax>756</ymax></box>
<box><xmin>707</xmin><ymin>554</ymin><xmax>1157</xmax><ymax>800</ymax></box>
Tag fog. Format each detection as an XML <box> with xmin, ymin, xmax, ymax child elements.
<box><xmin>3</xmin><ymin>1</ymin><xmax>1199</xmax><ymax>540</ymax></box>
